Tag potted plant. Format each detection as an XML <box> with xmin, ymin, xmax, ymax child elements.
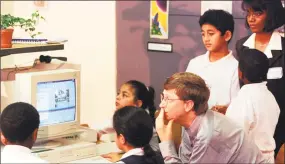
<box><xmin>1</xmin><ymin>10</ymin><xmax>45</xmax><ymax>48</ymax></box>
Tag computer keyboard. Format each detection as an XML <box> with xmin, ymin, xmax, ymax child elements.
<box><xmin>67</xmin><ymin>156</ymin><xmax>112</xmax><ymax>163</ymax></box>
<box><xmin>33</xmin><ymin>141</ymin><xmax>97</xmax><ymax>163</ymax></box>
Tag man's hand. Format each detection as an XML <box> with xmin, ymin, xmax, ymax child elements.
<box><xmin>211</xmin><ymin>105</ymin><xmax>228</xmax><ymax>115</ymax></box>
<box><xmin>155</xmin><ymin>109</ymin><xmax>174</xmax><ymax>142</ymax></box>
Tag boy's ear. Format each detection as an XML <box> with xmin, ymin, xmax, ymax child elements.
<box><xmin>32</xmin><ymin>128</ymin><xmax>38</xmax><ymax>142</ymax></box>
<box><xmin>119</xmin><ymin>134</ymin><xmax>126</xmax><ymax>145</ymax></box>
<box><xmin>238</xmin><ymin>69</ymin><xmax>243</xmax><ymax>79</ymax></box>
<box><xmin>224</xmin><ymin>30</ymin><xmax>232</xmax><ymax>42</ymax></box>
<box><xmin>1</xmin><ymin>133</ymin><xmax>8</xmax><ymax>145</ymax></box>
<box><xmin>136</xmin><ymin>100</ymin><xmax>143</xmax><ymax>108</ymax></box>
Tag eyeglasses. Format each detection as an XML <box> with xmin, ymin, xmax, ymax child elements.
<box><xmin>245</xmin><ymin>11</ymin><xmax>264</xmax><ymax>18</ymax></box>
<box><xmin>160</xmin><ymin>93</ymin><xmax>182</xmax><ymax>106</ymax></box>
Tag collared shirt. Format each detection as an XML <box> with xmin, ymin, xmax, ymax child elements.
<box><xmin>116</xmin><ymin>148</ymin><xmax>144</xmax><ymax>164</ymax></box>
<box><xmin>243</xmin><ymin>31</ymin><xmax>282</xmax><ymax>58</ymax></box>
<box><xmin>1</xmin><ymin>145</ymin><xmax>48</xmax><ymax>163</ymax></box>
<box><xmin>159</xmin><ymin>110</ymin><xmax>266</xmax><ymax>163</ymax></box>
<box><xmin>243</xmin><ymin>31</ymin><xmax>284</xmax><ymax>81</ymax></box>
<box><xmin>186</xmin><ymin>51</ymin><xmax>240</xmax><ymax>109</ymax></box>
<box><xmin>226</xmin><ymin>82</ymin><xmax>280</xmax><ymax>155</ymax></box>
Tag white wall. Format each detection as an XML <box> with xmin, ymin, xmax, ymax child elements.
<box><xmin>1</xmin><ymin>1</ymin><xmax>117</xmax><ymax>126</ymax></box>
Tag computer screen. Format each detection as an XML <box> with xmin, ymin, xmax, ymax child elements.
<box><xmin>37</xmin><ymin>79</ymin><xmax>76</xmax><ymax>126</ymax></box>
<box><xmin>1</xmin><ymin>69</ymin><xmax>81</xmax><ymax>141</ymax></box>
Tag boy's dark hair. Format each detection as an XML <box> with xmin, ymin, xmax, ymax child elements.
<box><xmin>239</xmin><ymin>49</ymin><xmax>269</xmax><ymax>83</ymax></box>
<box><xmin>164</xmin><ymin>72</ymin><xmax>210</xmax><ymax>115</ymax></box>
<box><xmin>0</xmin><ymin>102</ymin><xmax>40</xmax><ymax>143</ymax></box>
<box><xmin>125</xmin><ymin>80</ymin><xmax>156</xmax><ymax>123</ymax></box>
<box><xmin>199</xmin><ymin>9</ymin><xmax>235</xmax><ymax>43</ymax></box>
<box><xmin>113</xmin><ymin>106</ymin><xmax>164</xmax><ymax>164</ymax></box>
<box><xmin>242</xmin><ymin>0</ymin><xmax>285</xmax><ymax>32</ymax></box>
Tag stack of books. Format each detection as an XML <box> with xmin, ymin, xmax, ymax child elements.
<box><xmin>12</xmin><ymin>38</ymin><xmax>48</xmax><ymax>44</ymax></box>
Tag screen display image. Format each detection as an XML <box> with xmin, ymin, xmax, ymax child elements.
<box><xmin>36</xmin><ymin>79</ymin><xmax>76</xmax><ymax>126</ymax></box>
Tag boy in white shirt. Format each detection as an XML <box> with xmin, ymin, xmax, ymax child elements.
<box><xmin>186</xmin><ymin>9</ymin><xmax>240</xmax><ymax>113</ymax></box>
<box><xmin>226</xmin><ymin>49</ymin><xmax>280</xmax><ymax>163</ymax></box>
<box><xmin>0</xmin><ymin>102</ymin><xmax>47</xmax><ymax>163</ymax></box>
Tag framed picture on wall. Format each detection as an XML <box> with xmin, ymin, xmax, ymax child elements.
<box><xmin>150</xmin><ymin>0</ymin><xmax>169</xmax><ymax>39</ymax></box>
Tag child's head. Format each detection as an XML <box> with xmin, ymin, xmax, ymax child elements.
<box><xmin>116</xmin><ymin>80</ymin><xmax>156</xmax><ymax>120</ymax></box>
<box><xmin>238</xmin><ymin>49</ymin><xmax>269</xmax><ymax>84</ymax></box>
<box><xmin>199</xmin><ymin>9</ymin><xmax>234</xmax><ymax>52</ymax></box>
<box><xmin>0</xmin><ymin>102</ymin><xmax>40</xmax><ymax>149</ymax></box>
<box><xmin>242</xmin><ymin>0</ymin><xmax>285</xmax><ymax>33</ymax></box>
<box><xmin>113</xmin><ymin>106</ymin><xmax>163</xmax><ymax>164</ymax></box>
<box><xmin>113</xmin><ymin>106</ymin><xmax>153</xmax><ymax>150</ymax></box>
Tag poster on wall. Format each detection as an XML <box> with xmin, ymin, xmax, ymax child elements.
<box><xmin>201</xmin><ymin>1</ymin><xmax>232</xmax><ymax>15</ymax></box>
<box><xmin>150</xmin><ymin>0</ymin><xmax>169</xmax><ymax>39</ymax></box>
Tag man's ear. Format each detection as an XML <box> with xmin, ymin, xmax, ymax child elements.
<box><xmin>224</xmin><ymin>30</ymin><xmax>232</xmax><ymax>42</ymax></box>
<box><xmin>184</xmin><ymin>100</ymin><xmax>194</xmax><ymax>112</ymax></box>
<box><xmin>32</xmin><ymin>128</ymin><xmax>38</xmax><ymax>142</ymax></box>
<box><xmin>1</xmin><ymin>133</ymin><xmax>8</xmax><ymax>145</ymax></box>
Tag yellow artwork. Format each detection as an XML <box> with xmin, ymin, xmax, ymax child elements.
<box><xmin>150</xmin><ymin>0</ymin><xmax>169</xmax><ymax>39</ymax></box>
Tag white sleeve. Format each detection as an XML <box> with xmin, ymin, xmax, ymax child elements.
<box><xmin>185</xmin><ymin>59</ymin><xmax>193</xmax><ymax>72</ymax></box>
<box><xmin>230</xmin><ymin>68</ymin><xmax>240</xmax><ymax>102</ymax></box>
<box><xmin>1</xmin><ymin>82</ymin><xmax>7</xmax><ymax>97</ymax></box>
<box><xmin>226</xmin><ymin>91</ymin><xmax>255</xmax><ymax>133</ymax></box>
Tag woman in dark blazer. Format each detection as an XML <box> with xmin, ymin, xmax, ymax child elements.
<box><xmin>236</xmin><ymin>0</ymin><xmax>285</xmax><ymax>159</ymax></box>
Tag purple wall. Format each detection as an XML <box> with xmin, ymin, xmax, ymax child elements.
<box><xmin>116</xmin><ymin>1</ymin><xmax>249</xmax><ymax>106</ymax></box>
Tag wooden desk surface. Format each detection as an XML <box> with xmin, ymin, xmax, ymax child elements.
<box><xmin>0</xmin><ymin>43</ymin><xmax>64</xmax><ymax>57</ymax></box>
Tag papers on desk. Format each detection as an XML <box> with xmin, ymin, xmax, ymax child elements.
<box><xmin>67</xmin><ymin>156</ymin><xmax>111</xmax><ymax>163</ymax></box>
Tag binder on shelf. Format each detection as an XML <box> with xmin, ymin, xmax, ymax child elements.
<box><xmin>12</xmin><ymin>39</ymin><xmax>48</xmax><ymax>44</ymax></box>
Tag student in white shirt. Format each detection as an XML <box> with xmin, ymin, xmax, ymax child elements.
<box><xmin>90</xmin><ymin>80</ymin><xmax>160</xmax><ymax>151</ymax></box>
<box><xmin>226</xmin><ymin>49</ymin><xmax>280</xmax><ymax>163</ymax></box>
<box><xmin>102</xmin><ymin>106</ymin><xmax>164</xmax><ymax>164</ymax></box>
<box><xmin>0</xmin><ymin>102</ymin><xmax>47</xmax><ymax>163</ymax></box>
<box><xmin>186</xmin><ymin>9</ymin><xmax>240</xmax><ymax>113</ymax></box>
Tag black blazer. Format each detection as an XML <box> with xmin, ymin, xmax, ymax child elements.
<box><xmin>236</xmin><ymin>35</ymin><xmax>285</xmax><ymax>124</ymax></box>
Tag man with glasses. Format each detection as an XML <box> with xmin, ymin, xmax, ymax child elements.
<box><xmin>155</xmin><ymin>72</ymin><xmax>265</xmax><ymax>163</ymax></box>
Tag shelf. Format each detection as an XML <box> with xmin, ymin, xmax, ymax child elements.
<box><xmin>0</xmin><ymin>43</ymin><xmax>64</xmax><ymax>57</ymax></box>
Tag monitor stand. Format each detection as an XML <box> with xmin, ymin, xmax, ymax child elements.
<box><xmin>33</xmin><ymin>140</ymin><xmax>62</xmax><ymax>150</ymax></box>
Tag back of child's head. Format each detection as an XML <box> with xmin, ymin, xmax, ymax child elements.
<box><xmin>124</xmin><ymin>80</ymin><xmax>156</xmax><ymax>122</ymax></box>
<box><xmin>199</xmin><ymin>9</ymin><xmax>234</xmax><ymax>42</ymax></box>
<box><xmin>239</xmin><ymin>49</ymin><xmax>269</xmax><ymax>83</ymax></box>
<box><xmin>0</xmin><ymin>102</ymin><xmax>40</xmax><ymax>144</ymax></box>
<box><xmin>113</xmin><ymin>106</ymin><xmax>163</xmax><ymax>164</ymax></box>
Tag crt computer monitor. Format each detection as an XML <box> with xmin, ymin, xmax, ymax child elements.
<box><xmin>14</xmin><ymin>69</ymin><xmax>81</xmax><ymax>142</ymax></box>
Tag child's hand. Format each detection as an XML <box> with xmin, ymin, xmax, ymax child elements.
<box><xmin>155</xmin><ymin>108</ymin><xmax>174</xmax><ymax>142</ymax></box>
<box><xmin>211</xmin><ymin>105</ymin><xmax>228</xmax><ymax>115</ymax></box>
<box><xmin>101</xmin><ymin>152</ymin><xmax>122</xmax><ymax>162</ymax></box>
<box><xmin>80</xmin><ymin>124</ymin><xmax>89</xmax><ymax>128</ymax></box>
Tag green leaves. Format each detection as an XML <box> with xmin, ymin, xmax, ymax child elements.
<box><xmin>1</xmin><ymin>10</ymin><xmax>45</xmax><ymax>38</ymax></box>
